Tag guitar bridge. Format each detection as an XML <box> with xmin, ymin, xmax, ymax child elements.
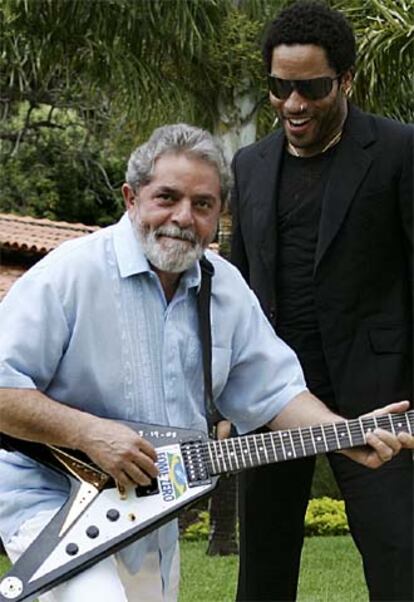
<box><xmin>180</xmin><ymin>440</ymin><xmax>211</xmax><ymax>487</ymax></box>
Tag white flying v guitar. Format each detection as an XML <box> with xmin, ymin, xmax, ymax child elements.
<box><xmin>0</xmin><ymin>410</ymin><xmax>413</xmax><ymax>601</ymax></box>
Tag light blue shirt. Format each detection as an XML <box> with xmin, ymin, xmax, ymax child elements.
<box><xmin>0</xmin><ymin>212</ymin><xmax>306</xmax><ymax>579</ymax></box>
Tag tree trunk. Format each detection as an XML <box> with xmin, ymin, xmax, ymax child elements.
<box><xmin>207</xmin><ymin>474</ymin><xmax>238</xmax><ymax>556</ymax></box>
<box><xmin>206</xmin><ymin>87</ymin><xmax>258</xmax><ymax>557</ymax></box>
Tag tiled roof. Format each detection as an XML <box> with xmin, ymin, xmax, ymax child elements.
<box><xmin>0</xmin><ymin>213</ymin><xmax>220</xmax><ymax>301</ymax></box>
<box><xmin>0</xmin><ymin>213</ymin><xmax>98</xmax><ymax>255</ymax></box>
<box><xmin>0</xmin><ymin>264</ymin><xmax>26</xmax><ymax>300</ymax></box>
<box><xmin>0</xmin><ymin>213</ymin><xmax>99</xmax><ymax>300</ymax></box>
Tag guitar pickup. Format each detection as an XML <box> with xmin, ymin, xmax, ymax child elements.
<box><xmin>135</xmin><ymin>478</ymin><xmax>159</xmax><ymax>497</ymax></box>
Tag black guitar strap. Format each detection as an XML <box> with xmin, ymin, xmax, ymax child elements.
<box><xmin>197</xmin><ymin>256</ymin><xmax>222</xmax><ymax>437</ymax></box>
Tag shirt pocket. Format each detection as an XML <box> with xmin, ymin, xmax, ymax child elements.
<box><xmin>212</xmin><ymin>346</ymin><xmax>232</xmax><ymax>399</ymax></box>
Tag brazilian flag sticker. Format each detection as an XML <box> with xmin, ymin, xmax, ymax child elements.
<box><xmin>168</xmin><ymin>453</ymin><xmax>188</xmax><ymax>499</ymax></box>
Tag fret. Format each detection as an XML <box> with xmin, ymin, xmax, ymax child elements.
<box><xmin>270</xmin><ymin>431</ymin><xmax>285</xmax><ymax>461</ymax></box>
<box><xmin>360</xmin><ymin>416</ymin><xmax>376</xmax><ymax>436</ymax></box>
<box><xmin>311</xmin><ymin>425</ymin><xmax>327</xmax><ymax>453</ymax></box>
<box><xmin>375</xmin><ymin>414</ymin><xmax>393</xmax><ymax>433</ymax></box>
<box><xmin>207</xmin><ymin>442</ymin><xmax>217</xmax><ymax>474</ymax></box>
<box><xmin>216</xmin><ymin>440</ymin><xmax>228</xmax><ymax>473</ymax></box>
<box><xmin>288</xmin><ymin>430</ymin><xmax>297</xmax><ymax>459</ymax></box>
<box><xmin>301</xmin><ymin>427</ymin><xmax>317</xmax><ymax>456</ymax></box>
<box><xmin>244</xmin><ymin>435</ymin><xmax>255</xmax><ymax>468</ymax></box>
<box><xmin>390</xmin><ymin>413</ymin><xmax>411</xmax><ymax>435</ymax></box>
<box><xmin>345</xmin><ymin>419</ymin><xmax>352</xmax><ymax>443</ymax></box>
<box><xmin>275</xmin><ymin>431</ymin><xmax>287</xmax><ymax>461</ymax></box>
<box><xmin>253</xmin><ymin>434</ymin><xmax>262</xmax><ymax>466</ymax></box>
<box><xmin>407</xmin><ymin>411</ymin><xmax>414</xmax><ymax>435</ymax></box>
<box><xmin>291</xmin><ymin>428</ymin><xmax>305</xmax><ymax>458</ymax></box>
<box><xmin>222</xmin><ymin>439</ymin><xmax>232</xmax><ymax>471</ymax></box>
<box><xmin>268</xmin><ymin>431</ymin><xmax>278</xmax><ymax>462</ymax></box>
<box><xmin>280</xmin><ymin>430</ymin><xmax>295</xmax><ymax>459</ymax></box>
<box><xmin>298</xmin><ymin>428</ymin><xmax>306</xmax><ymax>457</ymax></box>
<box><xmin>322</xmin><ymin>423</ymin><xmax>340</xmax><ymax>452</ymax></box>
<box><xmin>230</xmin><ymin>438</ymin><xmax>241</xmax><ymax>471</ymax></box>
<box><xmin>236</xmin><ymin>437</ymin><xmax>247</xmax><ymax>469</ymax></box>
<box><xmin>260</xmin><ymin>433</ymin><xmax>270</xmax><ymax>464</ymax></box>
<box><xmin>347</xmin><ymin>418</ymin><xmax>365</xmax><ymax>447</ymax></box>
<box><xmin>210</xmin><ymin>441</ymin><xmax>220</xmax><ymax>473</ymax></box>
<box><xmin>334</xmin><ymin>421</ymin><xmax>352</xmax><ymax>450</ymax></box>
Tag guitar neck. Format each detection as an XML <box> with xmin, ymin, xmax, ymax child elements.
<box><xmin>205</xmin><ymin>410</ymin><xmax>414</xmax><ymax>476</ymax></box>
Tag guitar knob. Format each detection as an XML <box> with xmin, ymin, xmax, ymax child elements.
<box><xmin>86</xmin><ymin>525</ymin><xmax>100</xmax><ymax>539</ymax></box>
<box><xmin>65</xmin><ymin>543</ymin><xmax>79</xmax><ymax>556</ymax></box>
<box><xmin>106</xmin><ymin>508</ymin><xmax>120</xmax><ymax>522</ymax></box>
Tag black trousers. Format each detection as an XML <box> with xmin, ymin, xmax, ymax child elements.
<box><xmin>236</xmin><ymin>450</ymin><xmax>413</xmax><ymax>602</ymax></box>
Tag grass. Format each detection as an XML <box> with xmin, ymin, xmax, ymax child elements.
<box><xmin>0</xmin><ymin>536</ymin><xmax>368</xmax><ymax>602</ymax></box>
<box><xmin>180</xmin><ymin>536</ymin><xmax>368</xmax><ymax>602</ymax></box>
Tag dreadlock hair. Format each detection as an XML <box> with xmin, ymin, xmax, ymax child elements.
<box><xmin>263</xmin><ymin>1</ymin><xmax>356</xmax><ymax>75</ymax></box>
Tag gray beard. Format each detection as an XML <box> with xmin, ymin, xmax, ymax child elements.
<box><xmin>136</xmin><ymin>222</ymin><xmax>205</xmax><ymax>273</ymax></box>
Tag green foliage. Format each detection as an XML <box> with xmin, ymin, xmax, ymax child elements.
<box><xmin>311</xmin><ymin>454</ymin><xmax>342</xmax><ymax>500</ymax></box>
<box><xmin>1</xmin><ymin>0</ymin><xmax>413</xmax><ymax>224</ymax></box>
<box><xmin>336</xmin><ymin>0</ymin><xmax>414</xmax><ymax>122</ymax></box>
<box><xmin>0</xmin><ymin>0</ymin><xmax>229</xmax><ymax>129</ymax></box>
<box><xmin>183</xmin><ymin>510</ymin><xmax>210</xmax><ymax>541</ymax></box>
<box><xmin>304</xmin><ymin>497</ymin><xmax>349</xmax><ymax>537</ymax></box>
<box><xmin>0</xmin><ymin>104</ymin><xmax>124</xmax><ymax>225</ymax></box>
<box><xmin>183</xmin><ymin>497</ymin><xmax>349</xmax><ymax>541</ymax></box>
<box><xmin>207</xmin><ymin>10</ymin><xmax>264</xmax><ymax>93</ymax></box>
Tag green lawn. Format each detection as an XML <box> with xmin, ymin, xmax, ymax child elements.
<box><xmin>0</xmin><ymin>536</ymin><xmax>367</xmax><ymax>601</ymax></box>
<box><xmin>180</xmin><ymin>536</ymin><xmax>368</xmax><ymax>602</ymax></box>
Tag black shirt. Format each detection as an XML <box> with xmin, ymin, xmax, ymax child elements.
<box><xmin>275</xmin><ymin>148</ymin><xmax>336</xmax><ymax>404</ymax></box>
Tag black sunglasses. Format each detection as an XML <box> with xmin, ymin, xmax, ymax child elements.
<box><xmin>267</xmin><ymin>74</ymin><xmax>342</xmax><ymax>101</ymax></box>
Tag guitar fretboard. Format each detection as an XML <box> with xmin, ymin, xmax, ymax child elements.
<box><xmin>204</xmin><ymin>410</ymin><xmax>414</xmax><ymax>476</ymax></box>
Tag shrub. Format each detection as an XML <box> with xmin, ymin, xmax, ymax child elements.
<box><xmin>304</xmin><ymin>497</ymin><xmax>349</xmax><ymax>537</ymax></box>
<box><xmin>182</xmin><ymin>497</ymin><xmax>350</xmax><ymax>541</ymax></box>
<box><xmin>183</xmin><ymin>510</ymin><xmax>210</xmax><ymax>541</ymax></box>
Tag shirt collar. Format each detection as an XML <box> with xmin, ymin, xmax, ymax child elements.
<box><xmin>113</xmin><ymin>212</ymin><xmax>150</xmax><ymax>278</ymax></box>
<box><xmin>113</xmin><ymin>212</ymin><xmax>202</xmax><ymax>290</ymax></box>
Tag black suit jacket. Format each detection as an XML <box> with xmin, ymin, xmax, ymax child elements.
<box><xmin>231</xmin><ymin>105</ymin><xmax>413</xmax><ymax>417</ymax></box>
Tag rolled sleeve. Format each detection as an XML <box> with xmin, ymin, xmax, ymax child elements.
<box><xmin>217</xmin><ymin>292</ymin><xmax>307</xmax><ymax>434</ymax></box>
<box><xmin>0</xmin><ymin>267</ymin><xmax>69</xmax><ymax>392</ymax></box>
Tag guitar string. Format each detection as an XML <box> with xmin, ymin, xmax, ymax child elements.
<box><xmin>200</xmin><ymin>415</ymin><xmax>411</xmax><ymax>468</ymax></box>
<box><xmin>193</xmin><ymin>412</ymin><xmax>413</xmax><ymax>475</ymax></box>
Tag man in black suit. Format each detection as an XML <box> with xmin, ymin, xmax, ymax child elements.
<box><xmin>231</xmin><ymin>2</ymin><xmax>413</xmax><ymax>601</ymax></box>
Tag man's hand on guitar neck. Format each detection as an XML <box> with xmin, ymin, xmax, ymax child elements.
<box><xmin>341</xmin><ymin>400</ymin><xmax>413</xmax><ymax>469</ymax></box>
<box><xmin>268</xmin><ymin>392</ymin><xmax>413</xmax><ymax>469</ymax></box>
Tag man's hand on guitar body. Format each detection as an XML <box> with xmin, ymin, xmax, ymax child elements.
<box><xmin>78</xmin><ymin>416</ymin><xmax>159</xmax><ymax>489</ymax></box>
<box><xmin>0</xmin><ymin>388</ymin><xmax>158</xmax><ymax>491</ymax></box>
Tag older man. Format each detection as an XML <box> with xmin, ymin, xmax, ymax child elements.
<box><xmin>0</xmin><ymin>124</ymin><xmax>412</xmax><ymax>602</ymax></box>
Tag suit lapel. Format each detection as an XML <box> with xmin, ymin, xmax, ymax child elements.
<box><xmin>255</xmin><ymin>131</ymin><xmax>285</xmax><ymax>276</ymax></box>
<box><xmin>314</xmin><ymin>106</ymin><xmax>375</xmax><ymax>272</ymax></box>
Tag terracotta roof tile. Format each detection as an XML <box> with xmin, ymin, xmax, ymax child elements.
<box><xmin>0</xmin><ymin>213</ymin><xmax>100</xmax><ymax>300</ymax></box>
<box><xmin>0</xmin><ymin>264</ymin><xmax>26</xmax><ymax>300</ymax></box>
<box><xmin>0</xmin><ymin>213</ymin><xmax>99</xmax><ymax>255</ymax></box>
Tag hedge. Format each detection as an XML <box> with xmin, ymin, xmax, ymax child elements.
<box><xmin>182</xmin><ymin>497</ymin><xmax>349</xmax><ymax>541</ymax></box>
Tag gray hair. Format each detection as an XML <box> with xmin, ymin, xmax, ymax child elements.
<box><xmin>125</xmin><ymin>124</ymin><xmax>232</xmax><ymax>208</ymax></box>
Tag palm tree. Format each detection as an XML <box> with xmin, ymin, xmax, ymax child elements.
<box><xmin>336</xmin><ymin>0</ymin><xmax>414</xmax><ymax>122</ymax></box>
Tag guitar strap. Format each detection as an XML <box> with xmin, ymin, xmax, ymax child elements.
<box><xmin>197</xmin><ymin>256</ymin><xmax>223</xmax><ymax>437</ymax></box>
